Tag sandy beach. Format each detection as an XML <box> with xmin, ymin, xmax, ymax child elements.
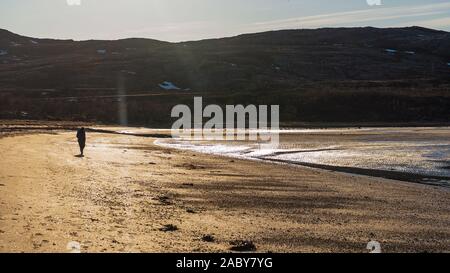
<box><xmin>0</xmin><ymin>127</ymin><xmax>449</xmax><ymax>253</ymax></box>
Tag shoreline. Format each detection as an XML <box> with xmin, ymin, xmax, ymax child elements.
<box><xmin>260</xmin><ymin>158</ymin><xmax>450</xmax><ymax>189</ymax></box>
<box><xmin>3</xmin><ymin>124</ymin><xmax>450</xmax><ymax>190</ymax></box>
<box><xmin>1</xmin><ymin>118</ymin><xmax>450</xmax><ymax>130</ymax></box>
<box><xmin>156</xmin><ymin>139</ymin><xmax>450</xmax><ymax>190</ymax></box>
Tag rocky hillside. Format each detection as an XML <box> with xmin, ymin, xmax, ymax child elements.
<box><xmin>0</xmin><ymin>27</ymin><xmax>449</xmax><ymax>125</ymax></box>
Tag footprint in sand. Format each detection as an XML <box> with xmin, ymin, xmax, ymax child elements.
<box><xmin>202</xmin><ymin>235</ymin><xmax>215</xmax><ymax>242</ymax></box>
<box><xmin>153</xmin><ymin>195</ymin><xmax>172</xmax><ymax>205</ymax></box>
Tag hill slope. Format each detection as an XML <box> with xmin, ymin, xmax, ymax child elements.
<box><xmin>0</xmin><ymin>27</ymin><xmax>449</xmax><ymax>125</ymax></box>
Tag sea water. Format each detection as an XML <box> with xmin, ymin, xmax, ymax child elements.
<box><xmin>155</xmin><ymin>127</ymin><xmax>450</xmax><ymax>187</ymax></box>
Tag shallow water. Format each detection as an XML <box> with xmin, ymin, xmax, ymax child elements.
<box><xmin>155</xmin><ymin>127</ymin><xmax>450</xmax><ymax>187</ymax></box>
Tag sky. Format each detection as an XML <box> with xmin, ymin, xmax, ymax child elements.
<box><xmin>0</xmin><ymin>0</ymin><xmax>449</xmax><ymax>42</ymax></box>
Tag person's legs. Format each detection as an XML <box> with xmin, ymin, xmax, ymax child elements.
<box><xmin>79</xmin><ymin>141</ymin><xmax>85</xmax><ymax>156</ymax></box>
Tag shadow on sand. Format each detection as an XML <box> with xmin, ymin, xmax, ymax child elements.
<box><xmin>74</xmin><ymin>155</ymin><xmax>84</xmax><ymax>158</ymax></box>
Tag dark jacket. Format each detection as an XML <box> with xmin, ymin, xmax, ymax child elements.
<box><xmin>77</xmin><ymin>128</ymin><xmax>86</xmax><ymax>143</ymax></box>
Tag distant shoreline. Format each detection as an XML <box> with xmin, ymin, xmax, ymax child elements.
<box><xmin>1</xmin><ymin>119</ymin><xmax>450</xmax><ymax>130</ymax></box>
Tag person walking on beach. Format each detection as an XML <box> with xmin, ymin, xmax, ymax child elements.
<box><xmin>76</xmin><ymin>127</ymin><xmax>86</xmax><ymax>156</ymax></box>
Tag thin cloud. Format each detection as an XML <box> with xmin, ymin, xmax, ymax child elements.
<box><xmin>247</xmin><ymin>2</ymin><xmax>450</xmax><ymax>31</ymax></box>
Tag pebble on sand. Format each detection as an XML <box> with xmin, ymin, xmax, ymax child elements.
<box><xmin>159</xmin><ymin>224</ymin><xmax>178</xmax><ymax>232</ymax></box>
<box><xmin>229</xmin><ymin>240</ymin><xmax>256</xmax><ymax>252</ymax></box>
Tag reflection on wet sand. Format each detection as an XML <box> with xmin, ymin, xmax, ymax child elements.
<box><xmin>157</xmin><ymin>127</ymin><xmax>450</xmax><ymax>187</ymax></box>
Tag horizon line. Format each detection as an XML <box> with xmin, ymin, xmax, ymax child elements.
<box><xmin>1</xmin><ymin>25</ymin><xmax>447</xmax><ymax>44</ymax></box>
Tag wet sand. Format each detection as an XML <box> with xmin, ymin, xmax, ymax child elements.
<box><xmin>0</xmin><ymin>128</ymin><xmax>449</xmax><ymax>253</ymax></box>
<box><xmin>158</xmin><ymin>127</ymin><xmax>450</xmax><ymax>187</ymax></box>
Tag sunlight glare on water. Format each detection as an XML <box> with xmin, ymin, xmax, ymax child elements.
<box><xmin>155</xmin><ymin>127</ymin><xmax>450</xmax><ymax>186</ymax></box>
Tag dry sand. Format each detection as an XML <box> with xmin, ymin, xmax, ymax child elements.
<box><xmin>0</xmin><ymin>129</ymin><xmax>449</xmax><ymax>253</ymax></box>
